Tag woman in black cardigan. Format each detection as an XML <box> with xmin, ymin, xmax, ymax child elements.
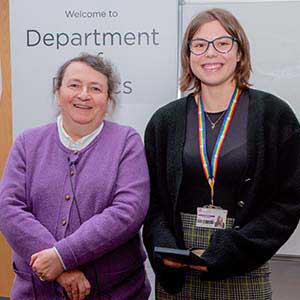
<box><xmin>143</xmin><ymin>8</ymin><xmax>300</xmax><ymax>300</ymax></box>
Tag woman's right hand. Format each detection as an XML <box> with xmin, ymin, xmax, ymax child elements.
<box><xmin>163</xmin><ymin>258</ymin><xmax>187</xmax><ymax>268</ymax></box>
<box><xmin>56</xmin><ymin>269</ymin><xmax>91</xmax><ymax>300</ymax></box>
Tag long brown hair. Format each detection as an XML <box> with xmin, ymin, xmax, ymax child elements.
<box><xmin>180</xmin><ymin>8</ymin><xmax>252</xmax><ymax>94</ymax></box>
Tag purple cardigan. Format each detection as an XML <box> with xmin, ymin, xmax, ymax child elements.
<box><xmin>0</xmin><ymin>121</ymin><xmax>150</xmax><ymax>300</ymax></box>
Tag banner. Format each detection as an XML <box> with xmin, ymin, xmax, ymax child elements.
<box><xmin>10</xmin><ymin>0</ymin><xmax>179</xmax><ymax>137</ymax></box>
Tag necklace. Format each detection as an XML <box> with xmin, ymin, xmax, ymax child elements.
<box><xmin>205</xmin><ymin>110</ymin><xmax>227</xmax><ymax>129</ymax></box>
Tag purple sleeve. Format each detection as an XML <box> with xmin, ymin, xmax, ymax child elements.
<box><xmin>0</xmin><ymin>134</ymin><xmax>57</xmax><ymax>262</ymax></box>
<box><xmin>54</xmin><ymin>132</ymin><xmax>150</xmax><ymax>270</ymax></box>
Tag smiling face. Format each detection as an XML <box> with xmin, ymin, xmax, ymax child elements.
<box><xmin>57</xmin><ymin>61</ymin><xmax>109</xmax><ymax>139</ymax></box>
<box><xmin>190</xmin><ymin>20</ymin><xmax>240</xmax><ymax>90</ymax></box>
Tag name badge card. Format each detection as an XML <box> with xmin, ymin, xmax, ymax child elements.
<box><xmin>196</xmin><ymin>207</ymin><xmax>228</xmax><ymax>229</ymax></box>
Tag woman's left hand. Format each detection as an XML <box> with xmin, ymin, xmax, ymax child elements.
<box><xmin>189</xmin><ymin>265</ymin><xmax>208</xmax><ymax>272</ymax></box>
<box><xmin>163</xmin><ymin>258</ymin><xmax>188</xmax><ymax>268</ymax></box>
<box><xmin>189</xmin><ymin>248</ymin><xmax>208</xmax><ymax>272</ymax></box>
<box><xmin>30</xmin><ymin>248</ymin><xmax>64</xmax><ymax>281</ymax></box>
<box><xmin>56</xmin><ymin>270</ymin><xmax>91</xmax><ymax>300</ymax></box>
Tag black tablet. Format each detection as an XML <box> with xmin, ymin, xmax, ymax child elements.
<box><xmin>154</xmin><ymin>246</ymin><xmax>207</xmax><ymax>266</ymax></box>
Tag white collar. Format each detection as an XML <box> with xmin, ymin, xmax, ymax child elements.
<box><xmin>57</xmin><ymin>115</ymin><xmax>103</xmax><ymax>151</ymax></box>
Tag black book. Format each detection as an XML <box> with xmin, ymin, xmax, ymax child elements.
<box><xmin>154</xmin><ymin>246</ymin><xmax>206</xmax><ymax>266</ymax></box>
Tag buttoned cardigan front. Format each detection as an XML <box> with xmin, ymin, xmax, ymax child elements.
<box><xmin>0</xmin><ymin>121</ymin><xmax>150</xmax><ymax>300</ymax></box>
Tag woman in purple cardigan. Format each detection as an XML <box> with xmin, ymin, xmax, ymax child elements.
<box><xmin>0</xmin><ymin>54</ymin><xmax>150</xmax><ymax>300</ymax></box>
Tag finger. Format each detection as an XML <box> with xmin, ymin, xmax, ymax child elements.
<box><xmin>32</xmin><ymin>261</ymin><xmax>44</xmax><ymax>274</ymax></box>
<box><xmin>189</xmin><ymin>265</ymin><xmax>208</xmax><ymax>272</ymax></box>
<box><xmin>76</xmin><ymin>277</ymin><xmax>91</xmax><ymax>300</ymax></box>
<box><xmin>77</xmin><ymin>279</ymin><xmax>87</xmax><ymax>300</ymax></box>
<box><xmin>35</xmin><ymin>270</ymin><xmax>45</xmax><ymax>281</ymax></box>
<box><xmin>165</xmin><ymin>261</ymin><xmax>183</xmax><ymax>268</ymax></box>
<box><xmin>81</xmin><ymin>282</ymin><xmax>91</xmax><ymax>300</ymax></box>
<box><xmin>30</xmin><ymin>254</ymin><xmax>39</xmax><ymax>267</ymax></box>
<box><xmin>192</xmin><ymin>249</ymin><xmax>205</xmax><ymax>257</ymax></box>
<box><xmin>71</xmin><ymin>283</ymin><xmax>80</xmax><ymax>300</ymax></box>
<box><xmin>65</xmin><ymin>282</ymin><xmax>73</xmax><ymax>298</ymax></box>
<box><xmin>163</xmin><ymin>258</ymin><xmax>186</xmax><ymax>268</ymax></box>
<box><xmin>83</xmin><ymin>277</ymin><xmax>91</xmax><ymax>293</ymax></box>
<box><xmin>29</xmin><ymin>257</ymin><xmax>34</xmax><ymax>267</ymax></box>
<box><xmin>73</xmin><ymin>291</ymin><xmax>80</xmax><ymax>300</ymax></box>
<box><xmin>66</xmin><ymin>290</ymin><xmax>73</xmax><ymax>300</ymax></box>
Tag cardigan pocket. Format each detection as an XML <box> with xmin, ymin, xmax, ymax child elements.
<box><xmin>11</xmin><ymin>262</ymin><xmax>37</xmax><ymax>300</ymax></box>
<box><xmin>32</xmin><ymin>276</ymin><xmax>61</xmax><ymax>300</ymax></box>
<box><xmin>89</xmin><ymin>235</ymin><xmax>146</xmax><ymax>291</ymax></box>
<box><xmin>12</xmin><ymin>262</ymin><xmax>60</xmax><ymax>300</ymax></box>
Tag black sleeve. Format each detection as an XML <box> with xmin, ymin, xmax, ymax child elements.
<box><xmin>201</xmin><ymin>130</ymin><xmax>300</xmax><ymax>280</ymax></box>
<box><xmin>142</xmin><ymin>117</ymin><xmax>184</xmax><ymax>293</ymax></box>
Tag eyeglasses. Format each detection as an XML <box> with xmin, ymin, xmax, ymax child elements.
<box><xmin>188</xmin><ymin>36</ymin><xmax>238</xmax><ymax>56</ymax></box>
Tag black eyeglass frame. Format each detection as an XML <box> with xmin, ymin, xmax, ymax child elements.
<box><xmin>188</xmin><ymin>35</ymin><xmax>238</xmax><ymax>56</ymax></box>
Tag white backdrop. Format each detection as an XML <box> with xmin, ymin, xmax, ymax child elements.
<box><xmin>10</xmin><ymin>0</ymin><xmax>179</xmax><ymax>138</ymax></box>
<box><xmin>9</xmin><ymin>0</ymin><xmax>300</xmax><ymax>256</ymax></box>
<box><xmin>182</xmin><ymin>0</ymin><xmax>300</xmax><ymax>256</ymax></box>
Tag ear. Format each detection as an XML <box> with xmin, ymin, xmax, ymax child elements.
<box><xmin>237</xmin><ymin>50</ymin><xmax>241</xmax><ymax>63</ymax></box>
<box><xmin>56</xmin><ymin>90</ymin><xmax>62</xmax><ymax>107</ymax></box>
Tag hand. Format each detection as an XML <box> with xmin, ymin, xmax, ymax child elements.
<box><xmin>163</xmin><ymin>258</ymin><xmax>187</xmax><ymax>268</ymax></box>
<box><xmin>191</xmin><ymin>249</ymin><xmax>205</xmax><ymax>257</ymax></box>
<box><xmin>188</xmin><ymin>249</ymin><xmax>208</xmax><ymax>272</ymax></box>
<box><xmin>189</xmin><ymin>264</ymin><xmax>208</xmax><ymax>272</ymax></box>
<box><xmin>56</xmin><ymin>270</ymin><xmax>91</xmax><ymax>300</ymax></box>
<box><xmin>30</xmin><ymin>248</ymin><xmax>64</xmax><ymax>281</ymax></box>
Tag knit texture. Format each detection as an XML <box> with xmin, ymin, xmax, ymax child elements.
<box><xmin>143</xmin><ymin>88</ymin><xmax>300</xmax><ymax>294</ymax></box>
<box><xmin>0</xmin><ymin>121</ymin><xmax>150</xmax><ymax>300</ymax></box>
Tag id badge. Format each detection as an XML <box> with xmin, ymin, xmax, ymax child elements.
<box><xmin>196</xmin><ymin>207</ymin><xmax>228</xmax><ymax>229</ymax></box>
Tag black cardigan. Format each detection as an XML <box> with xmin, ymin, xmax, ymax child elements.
<box><xmin>143</xmin><ymin>88</ymin><xmax>300</xmax><ymax>293</ymax></box>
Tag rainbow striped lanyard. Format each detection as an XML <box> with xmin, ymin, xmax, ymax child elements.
<box><xmin>196</xmin><ymin>87</ymin><xmax>241</xmax><ymax>206</ymax></box>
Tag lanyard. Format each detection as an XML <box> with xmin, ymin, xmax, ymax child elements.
<box><xmin>196</xmin><ymin>87</ymin><xmax>241</xmax><ymax>206</ymax></box>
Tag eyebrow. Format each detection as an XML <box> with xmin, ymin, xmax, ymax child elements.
<box><xmin>67</xmin><ymin>78</ymin><xmax>104</xmax><ymax>87</ymax></box>
<box><xmin>191</xmin><ymin>35</ymin><xmax>232</xmax><ymax>41</ymax></box>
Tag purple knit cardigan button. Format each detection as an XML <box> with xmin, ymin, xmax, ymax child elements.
<box><xmin>61</xmin><ymin>219</ymin><xmax>67</xmax><ymax>226</ymax></box>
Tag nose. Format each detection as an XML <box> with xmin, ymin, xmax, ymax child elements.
<box><xmin>78</xmin><ymin>86</ymin><xmax>91</xmax><ymax>100</ymax></box>
<box><xmin>205</xmin><ymin>42</ymin><xmax>218</xmax><ymax>56</ymax></box>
